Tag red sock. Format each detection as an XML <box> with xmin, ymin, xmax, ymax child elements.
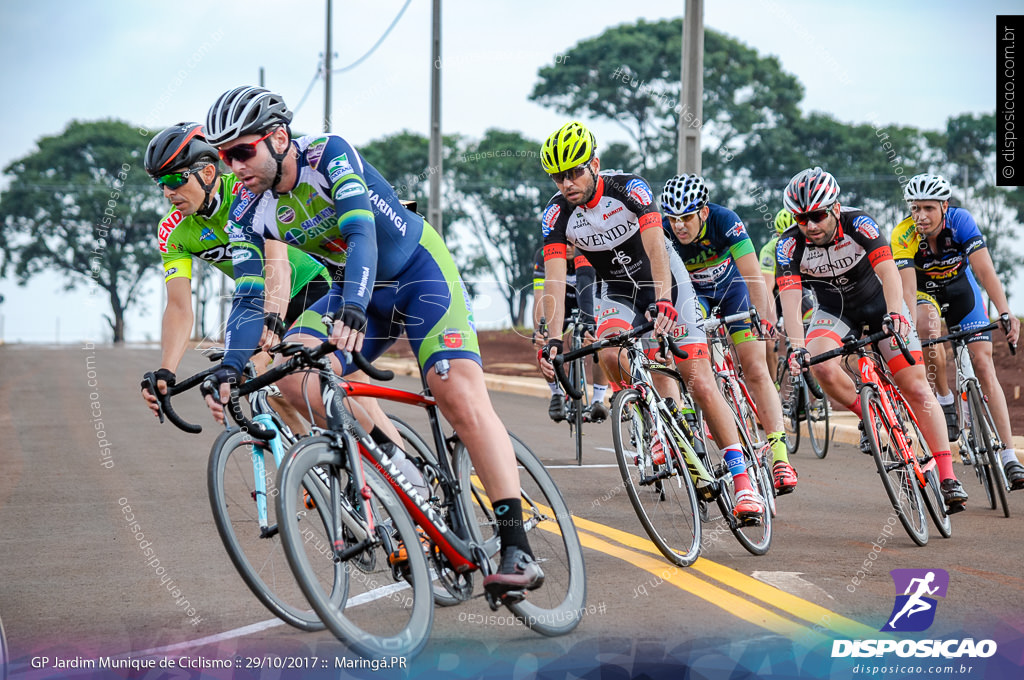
<box><xmin>933</xmin><ymin>451</ymin><xmax>955</xmax><ymax>480</ymax></box>
<box><xmin>846</xmin><ymin>396</ymin><xmax>862</xmax><ymax>419</ymax></box>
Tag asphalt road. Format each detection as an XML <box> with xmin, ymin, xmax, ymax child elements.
<box><xmin>2</xmin><ymin>345</ymin><xmax>1023</xmax><ymax>680</ymax></box>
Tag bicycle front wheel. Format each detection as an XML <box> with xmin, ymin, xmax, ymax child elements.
<box><xmin>453</xmin><ymin>433</ymin><xmax>587</xmax><ymax>636</ymax></box>
<box><xmin>208</xmin><ymin>427</ymin><xmax>333</xmax><ymax>631</ymax></box>
<box><xmin>277</xmin><ymin>437</ymin><xmax>434</xmax><ymax>658</ymax></box>
<box><xmin>861</xmin><ymin>386</ymin><xmax>929</xmax><ymax>546</ymax></box>
<box><xmin>805</xmin><ymin>380</ymin><xmax>831</xmax><ymax>459</ymax></box>
<box><xmin>611</xmin><ymin>389</ymin><xmax>701</xmax><ymax>567</ymax></box>
<box><xmin>569</xmin><ymin>355</ymin><xmax>587</xmax><ymax>465</ymax></box>
<box><xmin>891</xmin><ymin>395</ymin><xmax>951</xmax><ymax>538</ymax></box>
<box><xmin>968</xmin><ymin>382</ymin><xmax>1010</xmax><ymax>518</ymax></box>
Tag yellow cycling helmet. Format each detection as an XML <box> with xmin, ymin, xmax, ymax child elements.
<box><xmin>540</xmin><ymin>121</ymin><xmax>596</xmax><ymax>174</ymax></box>
<box><xmin>774</xmin><ymin>208</ymin><xmax>795</xmax><ymax>234</ymax></box>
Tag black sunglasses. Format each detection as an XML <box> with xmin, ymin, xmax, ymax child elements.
<box><xmin>549</xmin><ymin>163</ymin><xmax>589</xmax><ymax>184</ymax></box>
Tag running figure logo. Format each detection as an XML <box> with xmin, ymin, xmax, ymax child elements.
<box><xmin>880</xmin><ymin>568</ymin><xmax>949</xmax><ymax>632</ymax></box>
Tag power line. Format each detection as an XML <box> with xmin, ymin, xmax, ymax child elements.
<box><xmin>292</xmin><ymin>59</ymin><xmax>325</xmax><ymax>117</ymax></box>
<box><xmin>330</xmin><ymin>0</ymin><xmax>413</xmax><ymax>74</ymax></box>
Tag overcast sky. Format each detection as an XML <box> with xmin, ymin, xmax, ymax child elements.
<box><xmin>0</xmin><ymin>0</ymin><xmax>1017</xmax><ymax>342</ymax></box>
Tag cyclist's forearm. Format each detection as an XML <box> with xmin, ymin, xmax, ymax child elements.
<box><xmin>542</xmin><ymin>260</ymin><xmax>569</xmax><ymax>338</ymax></box>
<box><xmin>969</xmin><ymin>249</ymin><xmax>1012</xmax><ymax>315</ymax></box>
<box><xmin>263</xmin><ymin>240</ymin><xmax>291</xmax><ymax>317</ymax></box>
<box><xmin>779</xmin><ymin>288</ymin><xmax>805</xmax><ymax>347</ymax></box>
<box><xmin>642</xmin><ymin>229</ymin><xmax>672</xmax><ymax>301</ymax></box>
<box><xmin>160</xmin><ymin>298</ymin><xmax>192</xmax><ymax>372</ymax></box>
<box><xmin>874</xmin><ymin>259</ymin><xmax>906</xmax><ymax>315</ymax></box>
<box><xmin>899</xmin><ymin>269</ymin><xmax>918</xmax><ymax>318</ymax></box>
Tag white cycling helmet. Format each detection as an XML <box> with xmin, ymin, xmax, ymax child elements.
<box><xmin>660</xmin><ymin>174</ymin><xmax>708</xmax><ymax>216</ymax></box>
<box><xmin>904</xmin><ymin>174</ymin><xmax>952</xmax><ymax>204</ymax></box>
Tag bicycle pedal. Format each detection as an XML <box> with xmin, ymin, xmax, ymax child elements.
<box><xmin>498</xmin><ymin>589</ymin><xmax>527</xmax><ymax>607</ymax></box>
<box><xmin>945</xmin><ymin>502</ymin><xmax>966</xmax><ymax>515</ymax></box>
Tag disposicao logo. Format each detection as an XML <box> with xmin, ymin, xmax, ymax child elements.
<box><xmin>831</xmin><ymin>568</ymin><xmax>997</xmax><ymax>660</ymax></box>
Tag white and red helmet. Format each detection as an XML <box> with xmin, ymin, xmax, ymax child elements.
<box><xmin>784</xmin><ymin>167</ymin><xmax>840</xmax><ymax>215</ymax></box>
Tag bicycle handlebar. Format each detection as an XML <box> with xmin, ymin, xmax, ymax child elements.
<box><xmin>803</xmin><ymin>319</ymin><xmax>914</xmax><ymax>369</ymax></box>
<box><xmin>143</xmin><ymin>366</ymin><xmax>219</xmax><ymax>434</ymax></box>
<box><xmin>158</xmin><ymin>342</ymin><xmax>395</xmax><ymax>440</ymax></box>
<box><xmin>703</xmin><ymin>307</ymin><xmax>765</xmax><ymax>340</ymax></box>
<box><xmin>551</xmin><ymin>320</ymin><xmax>690</xmax><ymax>399</ymax></box>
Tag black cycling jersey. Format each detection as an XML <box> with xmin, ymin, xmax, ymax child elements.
<box><xmin>775</xmin><ymin>207</ymin><xmax>892</xmax><ymax>318</ymax></box>
<box><xmin>541</xmin><ymin>172</ymin><xmax>662</xmax><ymax>304</ymax></box>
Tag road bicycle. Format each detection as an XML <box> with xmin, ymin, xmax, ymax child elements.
<box><xmin>147</xmin><ymin>356</ymin><xmax>346</xmax><ymax>631</ymax></box>
<box><xmin>540</xmin><ymin>309</ymin><xmax>603</xmax><ymax>465</ymax></box>
<box><xmin>221</xmin><ymin>341</ymin><xmax>586</xmax><ymax>658</ymax></box>
<box><xmin>921</xmin><ymin>314</ymin><xmax>1017</xmax><ymax>518</ymax></box>
<box><xmin>775</xmin><ymin>329</ymin><xmax>831</xmax><ymax>459</ymax></box>
<box><xmin>554</xmin><ymin>320</ymin><xmax>773</xmax><ymax>566</ymax></box>
<box><xmin>803</xmin><ymin>321</ymin><xmax>951</xmax><ymax>546</ymax></box>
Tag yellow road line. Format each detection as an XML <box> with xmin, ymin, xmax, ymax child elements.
<box><xmin>568</xmin><ymin>513</ymin><xmax>875</xmax><ymax>639</ymax></box>
<box><xmin>571</xmin><ymin>528</ymin><xmax>829</xmax><ymax>645</ymax></box>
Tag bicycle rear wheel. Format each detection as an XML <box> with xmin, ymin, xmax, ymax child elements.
<box><xmin>387</xmin><ymin>416</ymin><xmax>470</xmax><ymax>606</ymax></box>
<box><xmin>277</xmin><ymin>437</ymin><xmax>434</xmax><ymax>658</ymax></box>
<box><xmin>968</xmin><ymin>383</ymin><xmax>1010</xmax><ymax>518</ymax></box>
<box><xmin>861</xmin><ymin>386</ymin><xmax>929</xmax><ymax>546</ymax></box>
<box><xmin>611</xmin><ymin>389</ymin><xmax>701</xmax><ymax>567</ymax></box>
<box><xmin>208</xmin><ymin>426</ymin><xmax>335</xmax><ymax>631</ymax></box>
<box><xmin>452</xmin><ymin>432</ymin><xmax>587</xmax><ymax>636</ymax></box>
<box><xmin>805</xmin><ymin>380</ymin><xmax>831</xmax><ymax>459</ymax></box>
<box><xmin>705</xmin><ymin>440</ymin><xmax>773</xmax><ymax>556</ymax></box>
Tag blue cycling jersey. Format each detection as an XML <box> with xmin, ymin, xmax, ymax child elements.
<box><xmin>223</xmin><ymin>134</ymin><xmax>426</xmax><ymax>372</ymax></box>
<box><xmin>663</xmin><ymin>203</ymin><xmax>755</xmax><ymax>294</ymax></box>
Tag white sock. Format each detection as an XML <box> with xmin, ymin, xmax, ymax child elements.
<box><xmin>548</xmin><ymin>381</ymin><xmax>563</xmax><ymax>396</ymax></box>
<box><xmin>592</xmin><ymin>384</ymin><xmax>608</xmax><ymax>404</ymax></box>
<box><xmin>1000</xmin><ymin>449</ymin><xmax>1019</xmax><ymax>467</ymax></box>
<box><xmin>936</xmin><ymin>392</ymin><xmax>954</xmax><ymax>406</ymax></box>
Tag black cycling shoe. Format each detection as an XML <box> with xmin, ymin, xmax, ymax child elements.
<box><xmin>940</xmin><ymin>402</ymin><xmax>958</xmax><ymax>442</ymax></box>
<box><xmin>858</xmin><ymin>422</ymin><xmax>872</xmax><ymax>455</ymax></box>
<box><xmin>483</xmin><ymin>547</ymin><xmax>545</xmax><ymax>601</ymax></box>
<box><xmin>1005</xmin><ymin>460</ymin><xmax>1024</xmax><ymax>491</ymax></box>
<box><xmin>548</xmin><ymin>393</ymin><xmax>566</xmax><ymax>422</ymax></box>
<box><xmin>940</xmin><ymin>478</ymin><xmax>968</xmax><ymax>513</ymax></box>
<box><xmin>588</xmin><ymin>400</ymin><xmax>609</xmax><ymax>423</ymax></box>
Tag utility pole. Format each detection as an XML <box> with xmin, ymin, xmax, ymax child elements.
<box><xmin>428</xmin><ymin>0</ymin><xmax>443</xmax><ymax>236</ymax></box>
<box><xmin>324</xmin><ymin>0</ymin><xmax>333</xmax><ymax>132</ymax></box>
<box><xmin>677</xmin><ymin>0</ymin><xmax>704</xmax><ymax>174</ymax></box>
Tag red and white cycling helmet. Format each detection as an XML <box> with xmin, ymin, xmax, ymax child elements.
<box><xmin>784</xmin><ymin>167</ymin><xmax>840</xmax><ymax>215</ymax></box>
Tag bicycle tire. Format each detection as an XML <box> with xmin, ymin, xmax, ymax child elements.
<box><xmin>277</xmin><ymin>436</ymin><xmax>434</xmax><ymax>658</ymax></box>
<box><xmin>569</xmin><ymin>354</ymin><xmax>587</xmax><ymax>465</ymax></box>
<box><xmin>755</xmin><ymin>442</ymin><xmax>777</xmax><ymax>520</ymax></box>
<box><xmin>713</xmin><ymin>442</ymin><xmax>773</xmax><ymax>556</ymax></box>
<box><xmin>968</xmin><ymin>383</ymin><xmax>1010</xmax><ymax>518</ymax></box>
<box><xmin>452</xmin><ymin>432</ymin><xmax>587</xmax><ymax>636</ymax></box>
<box><xmin>861</xmin><ymin>386</ymin><xmax>929</xmax><ymax>546</ymax></box>
<box><xmin>610</xmin><ymin>389</ymin><xmax>701</xmax><ymax>567</ymax></box>
<box><xmin>207</xmin><ymin>426</ymin><xmax>336</xmax><ymax>631</ymax></box>
<box><xmin>0</xmin><ymin>613</ymin><xmax>7</xmax><ymax>680</ymax></box>
<box><xmin>891</xmin><ymin>394</ymin><xmax>951</xmax><ymax>538</ymax></box>
<box><xmin>805</xmin><ymin>380</ymin><xmax>830</xmax><ymax>459</ymax></box>
<box><xmin>778</xmin><ymin>362</ymin><xmax>800</xmax><ymax>455</ymax></box>
<box><xmin>387</xmin><ymin>415</ymin><xmax>469</xmax><ymax>607</ymax></box>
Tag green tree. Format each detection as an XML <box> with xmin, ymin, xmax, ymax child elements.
<box><xmin>451</xmin><ymin>129</ymin><xmax>549</xmax><ymax>326</ymax></box>
<box><xmin>530</xmin><ymin>18</ymin><xmax>803</xmax><ymax>180</ymax></box>
<box><xmin>0</xmin><ymin>119</ymin><xmax>162</xmax><ymax>342</ymax></box>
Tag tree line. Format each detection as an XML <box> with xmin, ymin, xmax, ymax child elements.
<box><xmin>1</xmin><ymin>18</ymin><xmax>1018</xmax><ymax>340</ymax></box>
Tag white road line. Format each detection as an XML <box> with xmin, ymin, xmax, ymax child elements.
<box><xmin>545</xmin><ymin>464</ymin><xmax>619</xmax><ymax>469</ymax></box>
<box><xmin>122</xmin><ymin>578</ymin><xmax>418</xmax><ymax>659</ymax></box>
<box><xmin>751</xmin><ymin>570</ymin><xmax>835</xmax><ymax>601</ymax></box>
